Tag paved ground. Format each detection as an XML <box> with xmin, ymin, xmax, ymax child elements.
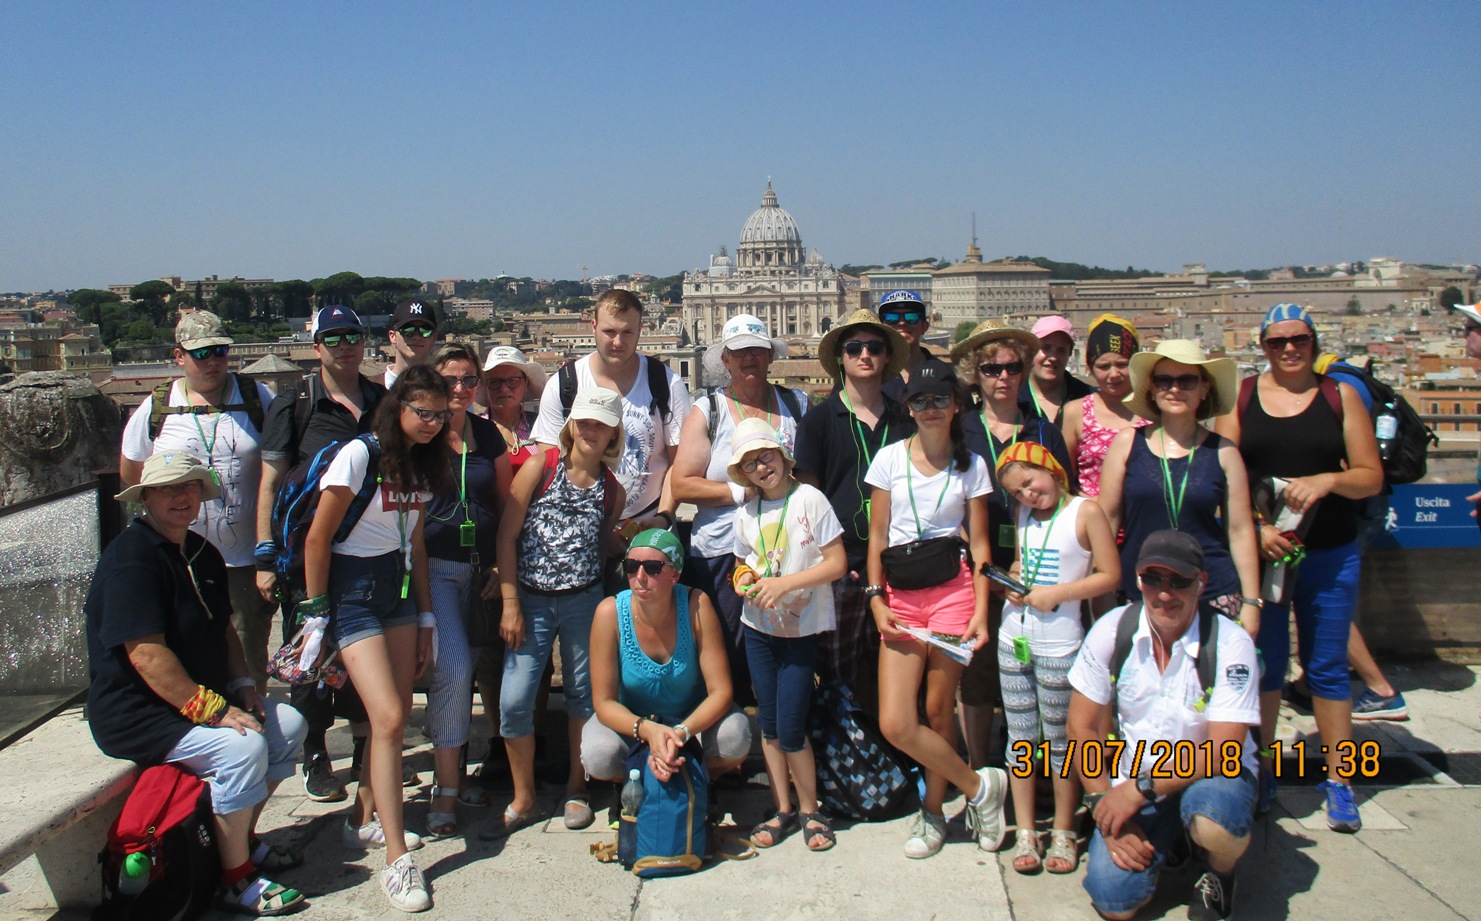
<box><xmin>3</xmin><ymin>659</ymin><xmax>1478</xmax><ymax>920</ymax></box>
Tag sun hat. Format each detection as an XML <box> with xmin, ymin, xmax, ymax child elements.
<box><xmin>559</xmin><ymin>387</ymin><xmax>625</xmax><ymax>468</ymax></box>
<box><xmin>1125</xmin><ymin>339</ymin><xmax>1238</xmax><ymax>419</ymax></box>
<box><xmin>175</xmin><ymin>311</ymin><xmax>232</xmax><ymax>350</ymax></box>
<box><xmin>116</xmin><ymin>450</ymin><xmax>222</xmax><ymax>504</ymax></box>
<box><xmin>726</xmin><ymin>418</ymin><xmax>795</xmax><ymax>486</ymax></box>
<box><xmin>1085</xmin><ymin>314</ymin><xmax>1139</xmax><ymax>362</ymax></box>
<box><xmin>391</xmin><ymin>298</ymin><xmax>436</xmax><ymax>331</ymax></box>
<box><xmin>994</xmin><ymin>441</ymin><xmax>1070</xmax><ymax>492</ymax></box>
<box><xmin>1031</xmin><ymin>315</ymin><xmax>1076</xmax><ymax>342</ymax></box>
<box><xmin>1448</xmin><ymin>302</ymin><xmax>1481</xmax><ymax>326</ymax></box>
<box><xmin>310</xmin><ymin>304</ymin><xmax>366</xmax><ymax>338</ymax></box>
<box><xmin>703</xmin><ymin>314</ymin><xmax>789</xmax><ymax>378</ymax></box>
<box><xmin>948</xmin><ymin>319</ymin><xmax>1041</xmax><ymax>365</ymax></box>
<box><xmin>1260</xmin><ymin>303</ymin><xmax>1315</xmax><ymax>336</ymax></box>
<box><xmin>1136</xmin><ymin>529</ymin><xmax>1205</xmax><ymax>579</ymax></box>
<box><xmin>817</xmin><ymin>308</ymin><xmax>909</xmax><ymax>379</ymax></box>
<box><xmin>482</xmin><ymin>345</ymin><xmax>548</xmax><ymax>391</ymax></box>
<box><xmin>627</xmin><ymin>527</ymin><xmax>685</xmax><ymax>574</ymax></box>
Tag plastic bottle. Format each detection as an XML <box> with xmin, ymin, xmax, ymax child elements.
<box><xmin>1374</xmin><ymin>403</ymin><xmax>1399</xmax><ymax>461</ymax></box>
<box><xmin>620</xmin><ymin>768</ymin><xmax>645</xmax><ymax>820</ymax></box>
<box><xmin>118</xmin><ymin>851</ymin><xmax>151</xmax><ymax>895</ymax></box>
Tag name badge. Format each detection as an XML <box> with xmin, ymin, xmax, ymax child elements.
<box><xmin>998</xmin><ymin>524</ymin><xmax>1015</xmax><ymax>548</ymax></box>
<box><xmin>459</xmin><ymin>521</ymin><xmax>477</xmax><ymax>547</ymax></box>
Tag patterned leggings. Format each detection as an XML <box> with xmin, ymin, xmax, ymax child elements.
<box><xmin>997</xmin><ymin>644</ymin><xmax>1076</xmax><ymax>775</ymax></box>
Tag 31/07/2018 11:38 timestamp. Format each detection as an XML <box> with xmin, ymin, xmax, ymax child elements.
<box><xmin>1271</xmin><ymin>740</ymin><xmax>1383</xmax><ymax>779</ymax></box>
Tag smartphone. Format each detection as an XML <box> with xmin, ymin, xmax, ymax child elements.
<box><xmin>981</xmin><ymin>562</ymin><xmax>1029</xmax><ymax>595</ymax></box>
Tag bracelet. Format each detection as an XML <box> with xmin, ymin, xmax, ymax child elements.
<box><xmin>863</xmin><ymin>584</ymin><xmax>885</xmax><ymax>599</ymax></box>
<box><xmin>417</xmin><ymin>611</ymin><xmax>436</xmax><ymax>629</ymax></box>
<box><xmin>227</xmin><ymin>677</ymin><xmax>256</xmax><ymax>694</ymax></box>
<box><xmin>654</xmin><ymin>510</ymin><xmax>676</xmax><ymax>529</ymax></box>
<box><xmin>295</xmin><ymin>594</ymin><xmax>330</xmax><ymax>623</ymax></box>
<box><xmin>1241</xmin><ymin>598</ymin><xmax>1262</xmax><ymax>609</ymax></box>
<box><xmin>673</xmin><ymin>723</ymin><xmax>692</xmax><ymax>744</ymax></box>
<box><xmin>180</xmin><ymin>685</ymin><xmax>227</xmax><ymax>726</ymax></box>
<box><xmin>633</xmin><ymin>716</ymin><xmax>646</xmax><ymax>741</ymax></box>
<box><xmin>732</xmin><ymin>563</ymin><xmax>758</xmax><ymax>593</ymax></box>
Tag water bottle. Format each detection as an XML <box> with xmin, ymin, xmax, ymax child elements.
<box><xmin>1374</xmin><ymin>403</ymin><xmax>1400</xmax><ymax>461</ymax></box>
<box><xmin>620</xmin><ymin>768</ymin><xmax>645</xmax><ymax>820</ymax></box>
<box><xmin>118</xmin><ymin>851</ymin><xmax>150</xmax><ymax>895</ymax></box>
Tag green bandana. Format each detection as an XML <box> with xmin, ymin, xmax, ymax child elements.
<box><xmin>628</xmin><ymin>528</ymin><xmax>685</xmax><ymax>573</ymax></box>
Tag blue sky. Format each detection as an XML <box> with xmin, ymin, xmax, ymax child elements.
<box><xmin>3</xmin><ymin>1</ymin><xmax>1477</xmax><ymax>292</ymax></box>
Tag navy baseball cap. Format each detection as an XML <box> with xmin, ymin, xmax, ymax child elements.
<box><xmin>311</xmin><ymin>305</ymin><xmax>366</xmax><ymax>338</ymax></box>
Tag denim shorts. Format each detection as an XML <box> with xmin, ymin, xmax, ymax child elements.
<box><xmin>1083</xmin><ymin>771</ymin><xmax>1257</xmax><ymax>916</ymax></box>
<box><xmin>330</xmin><ymin>550</ymin><xmax>417</xmax><ymax>649</ymax></box>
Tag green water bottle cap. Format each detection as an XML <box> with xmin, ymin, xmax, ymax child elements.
<box><xmin>123</xmin><ymin>851</ymin><xmax>151</xmax><ymax>877</ymax></box>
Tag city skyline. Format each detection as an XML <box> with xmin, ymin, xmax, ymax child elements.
<box><xmin>3</xmin><ymin>1</ymin><xmax>1477</xmax><ymax>293</ymax></box>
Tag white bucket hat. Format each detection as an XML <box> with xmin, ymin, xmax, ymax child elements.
<box><xmin>482</xmin><ymin>345</ymin><xmax>548</xmax><ymax>391</ymax></box>
<box><xmin>703</xmin><ymin>314</ymin><xmax>789</xmax><ymax>380</ymax></box>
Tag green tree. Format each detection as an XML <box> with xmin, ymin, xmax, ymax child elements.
<box><xmin>1440</xmin><ymin>286</ymin><xmax>1464</xmax><ymax>311</ymax></box>
<box><xmin>98</xmin><ymin>302</ymin><xmax>133</xmax><ymax>344</ymax></box>
<box><xmin>274</xmin><ymin>279</ymin><xmax>314</xmax><ymax>317</ymax></box>
<box><xmin>210</xmin><ymin>282</ymin><xmax>253</xmax><ymax>323</ymax></box>
<box><xmin>954</xmin><ymin>321</ymin><xmax>977</xmax><ymax>343</ymax></box>
<box><xmin>130</xmin><ymin>279</ymin><xmax>177</xmax><ymax>325</ymax></box>
<box><xmin>167</xmin><ymin>291</ymin><xmax>195</xmax><ymax>314</ymax></box>
<box><xmin>68</xmin><ymin>288</ymin><xmax>122</xmax><ymax>324</ymax></box>
<box><xmin>313</xmin><ymin>271</ymin><xmax>365</xmax><ymax>307</ymax></box>
<box><xmin>124</xmin><ymin>319</ymin><xmax>156</xmax><ymax>342</ymax></box>
<box><xmin>1346</xmin><ymin>296</ymin><xmax>1362</xmax><ymax>316</ymax></box>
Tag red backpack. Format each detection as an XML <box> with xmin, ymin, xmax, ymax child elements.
<box><xmin>94</xmin><ymin>765</ymin><xmax>219</xmax><ymax>921</ymax></box>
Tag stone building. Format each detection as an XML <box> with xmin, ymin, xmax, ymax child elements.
<box><xmin>682</xmin><ymin>182</ymin><xmax>848</xmax><ymax>344</ymax></box>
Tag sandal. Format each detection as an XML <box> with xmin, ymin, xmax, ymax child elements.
<box><xmin>800</xmin><ymin>811</ymin><xmax>836</xmax><ymax>852</ymax></box>
<box><xmin>220</xmin><ymin>874</ymin><xmax>305</xmax><ymax>917</ymax></box>
<box><xmin>749</xmin><ymin>810</ymin><xmax>797</xmax><ymax>848</ymax></box>
<box><xmin>477</xmin><ymin>804</ymin><xmax>543</xmax><ymax>841</ymax></box>
<box><xmin>425</xmin><ymin>785</ymin><xmax>460</xmax><ymax>838</ymax></box>
<box><xmin>248</xmin><ymin>838</ymin><xmax>303</xmax><ymax>871</ymax></box>
<box><xmin>457</xmin><ymin>784</ymin><xmax>491</xmax><ymax>808</ymax></box>
<box><xmin>564</xmin><ymin>795</ymin><xmax>595</xmax><ymax>830</ymax></box>
<box><xmin>1044</xmin><ymin>829</ymin><xmax>1079</xmax><ymax>874</ymax></box>
<box><xmin>1012</xmin><ymin>828</ymin><xmax>1044</xmax><ymax>874</ymax></box>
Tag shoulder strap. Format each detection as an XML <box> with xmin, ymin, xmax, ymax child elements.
<box><xmin>146</xmin><ymin>380</ymin><xmax>177</xmax><ymax>439</ymax></box>
<box><xmin>775</xmin><ymin>385</ymin><xmax>803</xmax><ymax>420</ymax></box>
<box><xmin>333</xmin><ymin>434</ymin><xmax>384</xmax><ymax>543</ymax></box>
<box><xmin>291</xmin><ymin>374</ymin><xmax>320</xmax><ymax>439</ymax></box>
<box><xmin>1317</xmin><ymin>375</ymin><xmax>1343</xmax><ymax>422</ymax></box>
<box><xmin>601</xmin><ymin>466</ymin><xmax>620</xmax><ymax>522</ymax></box>
<box><xmin>234</xmin><ymin>373</ymin><xmax>265</xmax><ymax>434</ymax></box>
<box><xmin>645</xmin><ymin>355</ymin><xmax>671</xmax><ymax>422</ymax></box>
<box><xmin>1194</xmin><ymin>605</ymin><xmax>1220</xmax><ymax>710</ymax></box>
<box><xmin>558</xmin><ymin>361</ymin><xmax>578</xmax><ymax>418</ymax></box>
<box><xmin>535</xmin><ymin>446</ymin><xmax>562</xmax><ymax>501</ymax></box>
<box><xmin>1108</xmin><ymin>602</ymin><xmax>1143</xmax><ymax>692</ymax></box>
<box><xmin>1236</xmin><ymin>376</ymin><xmax>1257</xmax><ymax>419</ymax></box>
<box><xmin>706</xmin><ymin>391</ymin><xmax>722</xmax><ymax>444</ymax></box>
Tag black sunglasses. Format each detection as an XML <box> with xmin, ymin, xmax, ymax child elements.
<box><xmin>841</xmin><ymin>339</ymin><xmax>887</xmax><ymax>357</ymax></box>
<box><xmin>1139</xmin><ymin>571</ymin><xmax>1197</xmax><ymax>590</ymax></box>
<box><xmin>184</xmin><ymin>345</ymin><xmax>229</xmax><ymax>360</ymax></box>
<box><xmin>1151</xmin><ymin>373</ymin><xmax>1202</xmax><ymax>392</ymax></box>
<box><xmin>880</xmin><ymin>311</ymin><xmax>924</xmax><ymax>325</ymax></box>
<box><xmin>978</xmin><ymin>360</ymin><xmax>1025</xmax><ymax>378</ymax></box>
<box><xmin>907</xmin><ymin>393</ymin><xmax>953</xmax><ymax>411</ymax></box>
<box><xmin>318</xmin><ymin>333</ymin><xmax>363</xmax><ymax>347</ymax></box>
<box><xmin>486</xmin><ymin>375</ymin><xmax>526</xmax><ymax>391</ymax></box>
<box><xmin>1263</xmin><ymin>333</ymin><xmax>1313</xmax><ymax>351</ymax></box>
<box><xmin>398</xmin><ymin>325</ymin><xmax>436</xmax><ymax>338</ymax></box>
<box><xmin>623</xmin><ymin>558</ymin><xmax>670</xmax><ymax>577</ymax></box>
<box><xmin>400</xmin><ymin>401</ymin><xmax>452</xmax><ymax>424</ymax></box>
<box><xmin>441</xmin><ymin>374</ymin><xmax>480</xmax><ymax>391</ymax></box>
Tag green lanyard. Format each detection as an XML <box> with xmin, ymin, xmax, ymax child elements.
<box><xmin>904</xmin><ymin>437</ymin><xmax>954</xmax><ymax>540</ymax></box>
<box><xmin>1029</xmin><ymin>379</ymin><xmax>1062</xmax><ymax>425</ymax></box>
<box><xmin>840</xmin><ymin>388</ymin><xmax>889</xmax><ymax>539</ymax></box>
<box><xmin>729</xmin><ymin>386</ymin><xmax>775</xmax><ymax>430</ymax></box>
<box><xmin>376</xmin><ymin>465</ymin><xmax>413</xmax><ymax>600</ymax></box>
<box><xmin>1021</xmin><ymin>496</ymin><xmax>1066</xmax><ymax>595</ymax></box>
<box><xmin>754</xmin><ymin>484</ymin><xmax>794</xmax><ymax>578</ymax></box>
<box><xmin>982</xmin><ymin>408</ymin><xmax>1021</xmax><ymax>471</ymax></box>
<box><xmin>183</xmin><ymin>382</ymin><xmax>224</xmax><ymax>486</ymax></box>
<box><xmin>1157</xmin><ymin>429</ymin><xmax>1198</xmax><ymax>531</ymax></box>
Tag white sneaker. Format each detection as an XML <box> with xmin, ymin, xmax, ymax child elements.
<box><xmin>380</xmin><ymin>852</ymin><xmax>432</xmax><ymax>913</ymax></box>
<box><xmin>964</xmin><ymin>766</ymin><xmax>1008</xmax><ymax>851</ymax></box>
<box><xmin>343</xmin><ymin>817</ymin><xmax>424</xmax><ymax>851</ymax></box>
<box><xmin>903</xmin><ymin>809</ymin><xmax>947</xmax><ymax>859</ymax></box>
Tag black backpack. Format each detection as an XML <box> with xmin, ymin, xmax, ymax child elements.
<box><xmin>558</xmin><ymin>355</ymin><xmax>671</xmax><ymax>425</ymax></box>
<box><xmin>808</xmin><ymin>681</ymin><xmax>916</xmax><ymax>820</ymax></box>
<box><xmin>704</xmin><ymin>385</ymin><xmax>805</xmax><ymax>443</ymax></box>
<box><xmin>1326</xmin><ymin>359</ymin><xmax>1438</xmax><ymax>485</ymax></box>
<box><xmin>1108</xmin><ymin>602</ymin><xmax>1221</xmax><ymax>722</ymax></box>
<box><xmin>93</xmin><ymin>766</ymin><xmax>219</xmax><ymax>921</ymax></box>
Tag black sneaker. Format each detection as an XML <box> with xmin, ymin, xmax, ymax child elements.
<box><xmin>302</xmin><ymin>752</ymin><xmax>347</xmax><ymax>803</ymax></box>
<box><xmin>1188</xmin><ymin>870</ymin><xmax>1235</xmax><ymax>921</ymax></box>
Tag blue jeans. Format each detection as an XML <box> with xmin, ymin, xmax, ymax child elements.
<box><xmin>1083</xmin><ymin>772</ymin><xmax>1257</xmax><ymax>916</ymax></box>
<box><xmin>424</xmin><ymin>557</ymin><xmax>476</xmax><ymax>749</ymax></box>
<box><xmin>329</xmin><ymin>550</ymin><xmax>416</xmax><ymax>649</ymax></box>
<box><xmin>682</xmin><ymin>554</ymin><xmax>752</xmax><ymax>707</ymax></box>
<box><xmin>1255</xmin><ymin>541</ymin><xmax>1361</xmax><ymax>698</ymax></box>
<box><xmin>500</xmin><ymin>584</ymin><xmax>601</xmax><ymax>738</ymax></box>
<box><xmin>743</xmin><ymin>626</ymin><xmax>820</xmax><ymax>753</ymax></box>
<box><xmin>166</xmin><ymin>701</ymin><xmax>307</xmax><ymax>815</ymax></box>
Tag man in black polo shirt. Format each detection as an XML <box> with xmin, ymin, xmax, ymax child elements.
<box><xmin>255</xmin><ymin>305</ymin><xmax>385</xmax><ymax>802</ymax></box>
<box><xmin>876</xmin><ymin>290</ymin><xmax>952</xmax><ymax>403</ymax></box>
<box><xmin>794</xmin><ymin>308</ymin><xmax>913</xmax><ymax>712</ymax></box>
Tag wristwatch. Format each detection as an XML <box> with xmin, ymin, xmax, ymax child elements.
<box><xmin>1084</xmin><ymin>791</ymin><xmax>1105</xmax><ymax>813</ymax></box>
<box><xmin>1136</xmin><ymin>771</ymin><xmax>1158</xmax><ymax>802</ymax></box>
<box><xmin>863</xmin><ymin>584</ymin><xmax>886</xmax><ymax>599</ymax></box>
<box><xmin>673</xmin><ymin>723</ymin><xmax>692</xmax><ymax>744</ymax></box>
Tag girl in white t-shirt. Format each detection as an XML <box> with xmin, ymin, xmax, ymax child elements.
<box><xmin>729</xmin><ymin>419</ymin><xmax>846</xmax><ymax>852</ymax></box>
<box><xmin>862</xmin><ymin>365</ymin><xmax>1009</xmax><ymax>861</ymax></box>
<box><xmin>994</xmin><ymin>441</ymin><xmax>1119</xmax><ymax>875</ymax></box>
<box><xmin>302</xmin><ymin>365</ymin><xmax>453</xmax><ymax>912</ymax></box>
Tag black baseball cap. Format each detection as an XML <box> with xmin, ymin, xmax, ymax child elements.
<box><xmin>1136</xmin><ymin>530</ymin><xmax>1205</xmax><ymax>579</ymax></box>
<box><xmin>391</xmin><ymin>299</ymin><xmax>436</xmax><ymax>331</ymax></box>
<box><xmin>902</xmin><ymin>361</ymin><xmax>958</xmax><ymax>400</ymax></box>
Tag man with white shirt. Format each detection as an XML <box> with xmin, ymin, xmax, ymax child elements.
<box><xmin>1067</xmin><ymin>530</ymin><xmax>1260</xmax><ymax>921</ymax></box>
<box><xmin>382</xmin><ymin>298</ymin><xmax>438</xmax><ymax>389</ymax></box>
<box><xmin>531</xmin><ymin>289</ymin><xmax>688</xmax><ymax>536</ymax></box>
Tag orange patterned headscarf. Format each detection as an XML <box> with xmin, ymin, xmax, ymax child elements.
<box><xmin>994</xmin><ymin>441</ymin><xmax>1070</xmax><ymax>492</ymax></box>
<box><xmin>1086</xmin><ymin>313</ymin><xmax>1139</xmax><ymax>362</ymax></box>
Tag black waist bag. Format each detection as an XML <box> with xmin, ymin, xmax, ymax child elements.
<box><xmin>880</xmin><ymin>536</ymin><xmax>963</xmax><ymax>590</ymax></box>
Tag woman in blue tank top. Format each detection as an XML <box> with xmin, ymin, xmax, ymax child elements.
<box><xmin>580</xmin><ymin>529</ymin><xmax>752</xmax><ymax>785</ymax></box>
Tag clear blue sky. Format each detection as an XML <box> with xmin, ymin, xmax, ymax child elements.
<box><xmin>3</xmin><ymin>1</ymin><xmax>1477</xmax><ymax>292</ymax></box>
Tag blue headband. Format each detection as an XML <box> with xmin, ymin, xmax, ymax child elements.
<box><xmin>1261</xmin><ymin>303</ymin><xmax>1314</xmax><ymax>335</ymax></box>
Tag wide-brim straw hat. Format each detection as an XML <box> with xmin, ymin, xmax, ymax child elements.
<box><xmin>1125</xmin><ymin>339</ymin><xmax>1237</xmax><ymax>419</ymax></box>
<box><xmin>116</xmin><ymin>450</ymin><xmax>222</xmax><ymax>503</ymax></box>
<box><xmin>949</xmin><ymin>319</ymin><xmax>1041</xmax><ymax>365</ymax></box>
<box><xmin>817</xmin><ymin>308</ymin><xmax>909</xmax><ymax>379</ymax></box>
<box><xmin>726</xmin><ymin>417</ymin><xmax>796</xmax><ymax>486</ymax></box>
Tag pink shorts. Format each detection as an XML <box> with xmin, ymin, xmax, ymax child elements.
<box><xmin>884</xmin><ymin>559</ymin><xmax>976</xmax><ymax>639</ymax></box>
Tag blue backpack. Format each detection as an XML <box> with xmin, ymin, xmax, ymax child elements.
<box><xmin>270</xmin><ymin>434</ymin><xmax>383</xmax><ymax>602</ymax></box>
<box><xmin>615</xmin><ymin>736</ymin><xmax>709</xmax><ymax>877</ymax></box>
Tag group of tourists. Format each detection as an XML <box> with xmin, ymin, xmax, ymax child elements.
<box><xmin>84</xmin><ymin>287</ymin><xmax>1424</xmax><ymax>920</ymax></box>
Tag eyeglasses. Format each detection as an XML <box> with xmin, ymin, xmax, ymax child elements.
<box><xmin>397</xmin><ymin>325</ymin><xmax>436</xmax><ymax>338</ymax></box>
<box><xmin>318</xmin><ymin>333</ymin><xmax>362</xmax><ymax>347</ymax></box>
<box><xmin>1262</xmin><ymin>333</ymin><xmax>1313</xmax><ymax>351</ymax></box>
<box><xmin>183</xmin><ymin>345</ymin><xmax>229</xmax><ymax>360</ymax></box>
<box><xmin>441</xmin><ymin>374</ymin><xmax>480</xmax><ymax>391</ymax></box>
<box><xmin>880</xmin><ymin>311</ymin><xmax>924</xmax><ymax>325</ymax></box>
<box><xmin>623</xmin><ymin>558</ymin><xmax>670</xmax><ymax>577</ymax></box>
<box><xmin>485</xmin><ymin>375</ymin><xmax>527</xmax><ymax>391</ymax></box>
<box><xmin>841</xmin><ymin>339</ymin><xmax>886</xmax><ymax>358</ymax></box>
<box><xmin>1139</xmin><ymin>571</ymin><xmax>1197</xmax><ymax>590</ymax></box>
<box><xmin>400</xmin><ymin>401</ymin><xmax>452</xmax><ymax>424</ymax></box>
<box><xmin>907</xmin><ymin>393</ymin><xmax>953</xmax><ymax>411</ymax></box>
<box><xmin>740</xmin><ymin>448</ymin><xmax>780</xmax><ymax>473</ymax></box>
<box><xmin>978</xmin><ymin>360</ymin><xmax>1025</xmax><ymax>378</ymax></box>
<box><xmin>1151</xmin><ymin>374</ymin><xmax>1203</xmax><ymax>392</ymax></box>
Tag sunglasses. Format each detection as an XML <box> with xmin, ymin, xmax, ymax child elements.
<box><xmin>397</xmin><ymin>325</ymin><xmax>436</xmax><ymax>338</ymax></box>
<box><xmin>740</xmin><ymin>448</ymin><xmax>780</xmax><ymax>473</ymax></box>
<box><xmin>623</xmin><ymin>558</ymin><xmax>670</xmax><ymax>577</ymax></box>
<box><xmin>183</xmin><ymin>345</ymin><xmax>229</xmax><ymax>360</ymax></box>
<box><xmin>485</xmin><ymin>375</ymin><xmax>526</xmax><ymax>391</ymax></box>
<box><xmin>1262</xmin><ymin>333</ymin><xmax>1313</xmax><ymax>351</ymax></box>
<box><xmin>318</xmin><ymin>333</ymin><xmax>362</xmax><ymax>347</ymax></box>
<box><xmin>400</xmin><ymin>401</ymin><xmax>452</xmax><ymax>424</ymax></box>
<box><xmin>1139</xmin><ymin>571</ymin><xmax>1197</xmax><ymax>590</ymax></box>
<box><xmin>978</xmin><ymin>360</ymin><xmax>1025</xmax><ymax>378</ymax></box>
<box><xmin>907</xmin><ymin>393</ymin><xmax>953</xmax><ymax>411</ymax></box>
<box><xmin>1151</xmin><ymin>373</ymin><xmax>1203</xmax><ymax>392</ymax></box>
<box><xmin>880</xmin><ymin>311</ymin><xmax>924</xmax><ymax>325</ymax></box>
<box><xmin>841</xmin><ymin>339</ymin><xmax>887</xmax><ymax>358</ymax></box>
<box><xmin>441</xmin><ymin>374</ymin><xmax>480</xmax><ymax>391</ymax></box>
